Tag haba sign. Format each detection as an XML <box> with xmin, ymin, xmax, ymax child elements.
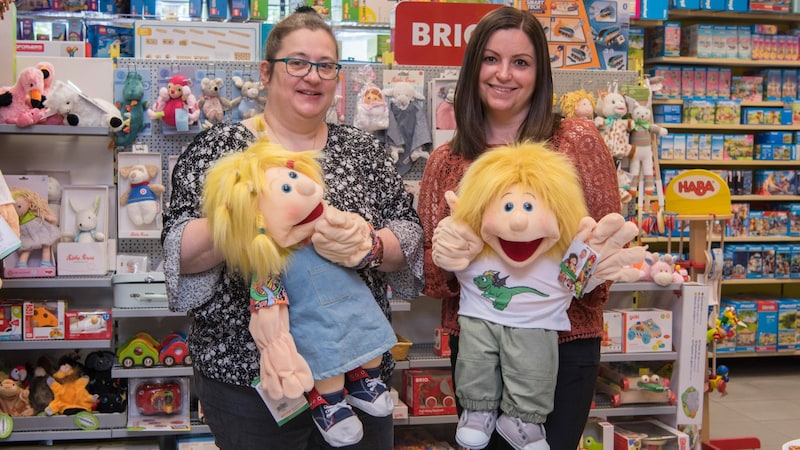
<box><xmin>393</xmin><ymin>2</ymin><xmax>501</xmax><ymax>66</ymax></box>
<box><xmin>665</xmin><ymin>169</ymin><xmax>732</xmax><ymax>217</ymax></box>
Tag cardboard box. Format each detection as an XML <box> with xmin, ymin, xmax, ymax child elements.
<box><xmin>403</xmin><ymin>368</ymin><xmax>457</xmax><ymax>416</ymax></box>
<box><xmin>620</xmin><ymin>308</ymin><xmax>673</xmax><ymax>353</ymax></box>
<box><xmin>601</xmin><ymin>310</ymin><xmax>623</xmax><ymax>353</ymax></box>
<box><xmin>433</xmin><ymin>326</ymin><xmax>451</xmax><ymax>358</ymax></box>
<box><xmin>23</xmin><ymin>300</ymin><xmax>66</xmax><ymax>340</ymax></box>
<box><xmin>777</xmin><ymin>298</ymin><xmax>797</xmax><ymax>351</ymax></box>
<box><xmin>65</xmin><ymin>309</ymin><xmax>112</xmax><ymax>340</ymax></box>
<box><xmin>755</xmin><ymin>299</ymin><xmax>778</xmax><ymax>352</ymax></box>
<box><xmin>613</xmin><ymin>419</ymin><xmax>690</xmax><ymax>450</ymax></box>
<box><xmin>723</xmin><ymin>298</ymin><xmax>757</xmax><ymax>352</ymax></box>
<box><xmin>0</xmin><ymin>302</ymin><xmax>23</xmax><ymax>341</ymax></box>
<box><xmin>134</xmin><ymin>20</ymin><xmax>260</xmax><ymax>61</ymax></box>
<box><xmin>669</xmin><ymin>283</ymin><xmax>709</xmax><ymax>425</ymax></box>
<box><xmin>582</xmin><ymin>419</ymin><xmax>614</xmax><ymax>450</ymax></box>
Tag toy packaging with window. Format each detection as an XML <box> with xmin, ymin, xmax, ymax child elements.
<box><xmin>0</xmin><ymin>301</ymin><xmax>23</xmax><ymax>341</ymax></box>
<box><xmin>117</xmin><ymin>152</ymin><xmax>165</xmax><ymax>238</ymax></box>
<box><xmin>620</xmin><ymin>308</ymin><xmax>672</xmax><ymax>353</ymax></box>
<box><xmin>128</xmin><ymin>377</ymin><xmax>190</xmax><ymax>431</ymax></box>
<box><xmin>65</xmin><ymin>309</ymin><xmax>112</xmax><ymax>340</ymax></box>
<box><xmin>23</xmin><ymin>300</ymin><xmax>66</xmax><ymax>340</ymax></box>
<box><xmin>56</xmin><ymin>185</ymin><xmax>110</xmax><ymax>276</ymax></box>
<box><xmin>601</xmin><ymin>310</ymin><xmax>623</xmax><ymax>353</ymax></box>
<box><xmin>403</xmin><ymin>368</ymin><xmax>457</xmax><ymax>416</ymax></box>
<box><xmin>612</xmin><ymin>419</ymin><xmax>690</xmax><ymax>450</ymax></box>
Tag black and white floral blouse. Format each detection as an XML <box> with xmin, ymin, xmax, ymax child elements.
<box><xmin>162</xmin><ymin>122</ymin><xmax>424</xmax><ymax>387</ymax></box>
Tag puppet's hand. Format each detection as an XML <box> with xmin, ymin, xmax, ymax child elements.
<box><xmin>311</xmin><ymin>204</ymin><xmax>373</xmax><ymax>267</ymax></box>
<box><xmin>0</xmin><ymin>203</ymin><xmax>19</xmax><ymax>237</ymax></box>
<box><xmin>431</xmin><ymin>191</ymin><xmax>484</xmax><ymax>272</ymax></box>
<box><xmin>575</xmin><ymin>213</ymin><xmax>646</xmax><ymax>283</ymax></box>
<box><xmin>249</xmin><ymin>305</ymin><xmax>314</xmax><ymax>400</ymax></box>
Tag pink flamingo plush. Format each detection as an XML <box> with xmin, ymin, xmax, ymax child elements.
<box><xmin>0</xmin><ymin>67</ymin><xmax>48</xmax><ymax>127</ymax></box>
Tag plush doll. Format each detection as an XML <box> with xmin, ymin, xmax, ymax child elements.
<box><xmin>325</xmin><ymin>93</ymin><xmax>343</xmax><ymax>125</ymax></box>
<box><xmin>202</xmin><ymin>140</ymin><xmax>397</xmax><ymax>447</ymax></box>
<box><xmin>353</xmin><ymin>86</ymin><xmax>389</xmax><ymax>132</ymax></box>
<box><xmin>594</xmin><ymin>85</ymin><xmax>633</xmax><ymax>161</ymax></box>
<box><xmin>384</xmin><ymin>82</ymin><xmax>432</xmax><ymax>164</ymax></box>
<box><xmin>47</xmin><ymin>176</ymin><xmax>63</xmax><ymax>226</ymax></box>
<box><xmin>435</xmin><ymin>87</ymin><xmax>456</xmax><ymax>130</ymax></box>
<box><xmin>66</xmin><ymin>196</ymin><xmax>105</xmax><ymax>243</ymax></box>
<box><xmin>197</xmin><ymin>76</ymin><xmax>232</xmax><ymax>129</ymax></box>
<box><xmin>84</xmin><ymin>351</ymin><xmax>126</xmax><ymax>413</ymax></box>
<box><xmin>559</xmin><ymin>89</ymin><xmax>596</xmax><ymax>120</ymax></box>
<box><xmin>148</xmin><ymin>74</ymin><xmax>200</xmax><ymax>130</ymax></box>
<box><xmin>45</xmin><ymin>358</ymin><xmax>98</xmax><ymax>415</ymax></box>
<box><xmin>231</xmin><ymin>76</ymin><xmax>266</xmax><ymax>120</ymax></box>
<box><xmin>644</xmin><ymin>252</ymin><xmax>686</xmax><ymax>287</ymax></box>
<box><xmin>11</xmin><ymin>187</ymin><xmax>60</xmax><ymax>268</ymax></box>
<box><xmin>29</xmin><ymin>362</ymin><xmax>55</xmax><ymax>416</ymax></box>
<box><xmin>626</xmin><ymin>78</ymin><xmax>668</xmax><ymax>196</ymax></box>
<box><xmin>431</xmin><ymin>142</ymin><xmax>644</xmax><ymax>450</ymax></box>
<box><xmin>114</xmin><ymin>71</ymin><xmax>149</xmax><ymax>148</ymax></box>
<box><xmin>119</xmin><ymin>164</ymin><xmax>165</xmax><ymax>227</ymax></box>
<box><xmin>43</xmin><ymin>80</ymin><xmax>123</xmax><ymax>131</ymax></box>
<box><xmin>0</xmin><ymin>378</ymin><xmax>34</xmax><ymax>417</ymax></box>
<box><xmin>0</xmin><ymin>66</ymin><xmax>48</xmax><ymax>127</ymax></box>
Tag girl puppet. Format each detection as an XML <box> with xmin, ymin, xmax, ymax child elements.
<box><xmin>202</xmin><ymin>140</ymin><xmax>396</xmax><ymax>448</ymax></box>
<box><xmin>431</xmin><ymin>142</ymin><xmax>643</xmax><ymax>450</ymax></box>
<box><xmin>11</xmin><ymin>187</ymin><xmax>60</xmax><ymax>268</ymax></box>
<box><xmin>559</xmin><ymin>89</ymin><xmax>596</xmax><ymax>120</ymax></box>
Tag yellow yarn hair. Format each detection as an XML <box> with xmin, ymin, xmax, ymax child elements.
<box><xmin>559</xmin><ymin>89</ymin><xmax>596</xmax><ymax>119</ymax></box>
<box><xmin>453</xmin><ymin>141</ymin><xmax>588</xmax><ymax>260</ymax></box>
<box><xmin>202</xmin><ymin>139</ymin><xmax>323</xmax><ymax>281</ymax></box>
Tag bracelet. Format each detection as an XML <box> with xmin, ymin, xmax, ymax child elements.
<box><xmin>356</xmin><ymin>226</ymin><xmax>384</xmax><ymax>270</ymax></box>
<box><xmin>249</xmin><ymin>277</ymin><xmax>289</xmax><ymax>312</ymax></box>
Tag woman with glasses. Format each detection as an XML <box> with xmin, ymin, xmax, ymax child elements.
<box><xmin>162</xmin><ymin>6</ymin><xmax>424</xmax><ymax>449</ymax></box>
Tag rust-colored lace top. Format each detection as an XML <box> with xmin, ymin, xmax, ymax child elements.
<box><xmin>418</xmin><ymin>118</ymin><xmax>620</xmax><ymax>344</ymax></box>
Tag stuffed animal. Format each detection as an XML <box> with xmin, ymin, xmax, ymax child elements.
<box><xmin>641</xmin><ymin>252</ymin><xmax>685</xmax><ymax>286</ymax></box>
<box><xmin>45</xmin><ymin>358</ymin><xmax>98</xmax><ymax>415</ymax></box>
<box><xmin>202</xmin><ymin>141</ymin><xmax>397</xmax><ymax>447</ymax></box>
<box><xmin>384</xmin><ymin>82</ymin><xmax>432</xmax><ymax>163</ymax></box>
<box><xmin>84</xmin><ymin>351</ymin><xmax>126</xmax><ymax>413</ymax></box>
<box><xmin>0</xmin><ymin>378</ymin><xmax>34</xmax><ymax>417</ymax></box>
<box><xmin>626</xmin><ymin>79</ymin><xmax>668</xmax><ymax>196</ymax></box>
<box><xmin>148</xmin><ymin>74</ymin><xmax>200</xmax><ymax>130</ymax></box>
<box><xmin>119</xmin><ymin>164</ymin><xmax>165</xmax><ymax>227</ymax></box>
<box><xmin>67</xmin><ymin>196</ymin><xmax>105</xmax><ymax>243</ymax></box>
<box><xmin>11</xmin><ymin>187</ymin><xmax>60</xmax><ymax>268</ymax></box>
<box><xmin>28</xmin><ymin>359</ymin><xmax>55</xmax><ymax>416</ymax></box>
<box><xmin>37</xmin><ymin>61</ymin><xmax>66</xmax><ymax>125</ymax></box>
<box><xmin>114</xmin><ymin>71</ymin><xmax>149</xmax><ymax>148</ymax></box>
<box><xmin>353</xmin><ymin>85</ymin><xmax>389</xmax><ymax>132</ymax></box>
<box><xmin>197</xmin><ymin>76</ymin><xmax>232</xmax><ymax>129</ymax></box>
<box><xmin>47</xmin><ymin>176</ymin><xmax>63</xmax><ymax>225</ymax></box>
<box><xmin>431</xmin><ymin>142</ymin><xmax>644</xmax><ymax>450</ymax></box>
<box><xmin>43</xmin><ymin>80</ymin><xmax>123</xmax><ymax>131</ymax></box>
<box><xmin>559</xmin><ymin>89</ymin><xmax>596</xmax><ymax>120</ymax></box>
<box><xmin>230</xmin><ymin>76</ymin><xmax>266</xmax><ymax>120</ymax></box>
<box><xmin>594</xmin><ymin>85</ymin><xmax>633</xmax><ymax>161</ymax></box>
<box><xmin>325</xmin><ymin>93</ymin><xmax>343</xmax><ymax>125</ymax></box>
<box><xmin>0</xmin><ymin>66</ymin><xmax>48</xmax><ymax>127</ymax></box>
<box><xmin>435</xmin><ymin>87</ymin><xmax>455</xmax><ymax>130</ymax></box>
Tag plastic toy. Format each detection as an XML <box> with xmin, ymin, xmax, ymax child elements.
<box><xmin>0</xmin><ymin>378</ymin><xmax>34</xmax><ymax>417</ymax></box>
<box><xmin>11</xmin><ymin>187</ymin><xmax>60</xmax><ymax>268</ymax></box>
<box><xmin>594</xmin><ymin>84</ymin><xmax>633</xmax><ymax>160</ymax></box>
<box><xmin>118</xmin><ymin>164</ymin><xmax>166</xmax><ymax>227</ymax></box>
<box><xmin>0</xmin><ymin>66</ymin><xmax>47</xmax><ymax>127</ymax></box>
<box><xmin>384</xmin><ymin>82</ymin><xmax>432</xmax><ymax>163</ymax></box>
<box><xmin>43</xmin><ymin>80</ymin><xmax>123</xmax><ymax>131</ymax></box>
<box><xmin>230</xmin><ymin>76</ymin><xmax>266</xmax><ymax>120</ymax></box>
<box><xmin>197</xmin><ymin>76</ymin><xmax>232</xmax><ymax>129</ymax></box>
<box><xmin>559</xmin><ymin>89</ymin><xmax>596</xmax><ymax>120</ymax></box>
<box><xmin>148</xmin><ymin>74</ymin><xmax>200</xmax><ymax>130</ymax></box>
<box><xmin>117</xmin><ymin>332</ymin><xmax>160</xmax><ymax>368</ymax></box>
<box><xmin>157</xmin><ymin>333</ymin><xmax>192</xmax><ymax>366</ymax></box>
<box><xmin>114</xmin><ymin>71</ymin><xmax>149</xmax><ymax>148</ymax></box>
<box><xmin>45</xmin><ymin>359</ymin><xmax>99</xmax><ymax>415</ymax></box>
<box><xmin>135</xmin><ymin>381</ymin><xmax>181</xmax><ymax>415</ymax></box>
<box><xmin>67</xmin><ymin>196</ymin><xmax>106</xmax><ymax>243</ymax></box>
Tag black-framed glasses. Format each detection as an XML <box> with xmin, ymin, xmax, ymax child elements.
<box><xmin>268</xmin><ymin>58</ymin><xmax>342</xmax><ymax>80</ymax></box>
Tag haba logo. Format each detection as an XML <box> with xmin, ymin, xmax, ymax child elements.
<box><xmin>674</xmin><ymin>175</ymin><xmax>719</xmax><ymax>199</ymax></box>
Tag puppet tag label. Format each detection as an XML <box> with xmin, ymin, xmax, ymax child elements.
<box><xmin>252</xmin><ymin>377</ymin><xmax>309</xmax><ymax>426</ymax></box>
<box><xmin>558</xmin><ymin>239</ymin><xmax>599</xmax><ymax>298</ymax></box>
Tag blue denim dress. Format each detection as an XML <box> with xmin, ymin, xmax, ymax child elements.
<box><xmin>283</xmin><ymin>246</ymin><xmax>397</xmax><ymax>380</ymax></box>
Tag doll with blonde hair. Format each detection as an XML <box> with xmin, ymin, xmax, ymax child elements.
<box><xmin>559</xmin><ymin>89</ymin><xmax>596</xmax><ymax>120</ymax></box>
<box><xmin>202</xmin><ymin>140</ymin><xmax>396</xmax><ymax>448</ymax></box>
<box><xmin>11</xmin><ymin>187</ymin><xmax>60</xmax><ymax>268</ymax></box>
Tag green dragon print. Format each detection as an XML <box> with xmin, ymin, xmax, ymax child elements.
<box><xmin>473</xmin><ymin>270</ymin><xmax>547</xmax><ymax>311</ymax></box>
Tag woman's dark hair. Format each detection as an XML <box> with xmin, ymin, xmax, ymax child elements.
<box><xmin>450</xmin><ymin>6</ymin><xmax>558</xmax><ymax>160</ymax></box>
<box><xmin>264</xmin><ymin>6</ymin><xmax>338</xmax><ymax>62</ymax></box>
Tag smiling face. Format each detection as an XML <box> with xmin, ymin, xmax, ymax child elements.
<box><xmin>480</xmin><ymin>184</ymin><xmax>559</xmax><ymax>268</ymax></box>
<box><xmin>258</xmin><ymin>165</ymin><xmax>324</xmax><ymax>248</ymax></box>
<box><xmin>478</xmin><ymin>28</ymin><xmax>537</xmax><ymax>125</ymax></box>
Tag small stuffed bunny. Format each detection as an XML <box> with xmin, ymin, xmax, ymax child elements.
<box><xmin>594</xmin><ymin>85</ymin><xmax>633</xmax><ymax>161</ymax></box>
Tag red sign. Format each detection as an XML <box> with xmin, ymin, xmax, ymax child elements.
<box><xmin>393</xmin><ymin>2</ymin><xmax>502</xmax><ymax>66</ymax></box>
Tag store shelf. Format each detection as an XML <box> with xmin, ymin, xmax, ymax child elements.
<box><xmin>589</xmin><ymin>404</ymin><xmax>677</xmax><ymax>418</ymax></box>
<box><xmin>667</xmin><ymin>9</ymin><xmax>800</xmax><ymax>22</ymax></box>
<box><xmin>659</xmin><ymin>159</ymin><xmax>800</xmax><ymax>167</ymax></box>
<box><xmin>0</xmin><ymin>339</ymin><xmax>111</xmax><ymax>350</ymax></box>
<box><xmin>658</xmin><ymin>123</ymin><xmax>800</xmax><ymax>131</ymax></box>
<box><xmin>653</xmin><ymin>98</ymin><xmax>786</xmax><ymax>107</ymax></box>
<box><xmin>600</xmin><ymin>351</ymin><xmax>678</xmax><ymax>362</ymax></box>
<box><xmin>112</xmin><ymin>307</ymin><xmax>186</xmax><ymax>318</ymax></box>
<box><xmin>641</xmin><ymin>235</ymin><xmax>800</xmax><ymax>244</ymax></box>
<box><xmin>646</xmin><ymin>56</ymin><xmax>800</xmax><ymax>68</ymax></box>
<box><xmin>0</xmin><ymin>124</ymin><xmax>112</xmax><ymax>136</ymax></box>
<box><xmin>609</xmin><ymin>281</ymin><xmax>684</xmax><ymax>292</ymax></box>
<box><xmin>710</xmin><ymin>350</ymin><xmax>800</xmax><ymax>358</ymax></box>
<box><xmin>732</xmin><ymin>195</ymin><xmax>800</xmax><ymax>202</ymax></box>
<box><xmin>721</xmin><ymin>277</ymin><xmax>800</xmax><ymax>285</ymax></box>
<box><xmin>0</xmin><ymin>273</ymin><xmax>114</xmax><ymax>288</ymax></box>
<box><xmin>111</xmin><ymin>365</ymin><xmax>194</xmax><ymax>378</ymax></box>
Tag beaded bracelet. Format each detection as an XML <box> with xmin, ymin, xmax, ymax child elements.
<box><xmin>355</xmin><ymin>226</ymin><xmax>384</xmax><ymax>270</ymax></box>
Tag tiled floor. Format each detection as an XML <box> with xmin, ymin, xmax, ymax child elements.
<box><xmin>708</xmin><ymin>356</ymin><xmax>800</xmax><ymax>449</ymax></box>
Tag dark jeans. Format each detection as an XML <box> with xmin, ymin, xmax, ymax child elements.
<box><xmin>194</xmin><ymin>371</ymin><xmax>393</xmax><ymax>450</ymax></box>
<box><xmin>449</xmin><ymin>334</ymin><xmax>600</xmax><ymax>450</ymax></box>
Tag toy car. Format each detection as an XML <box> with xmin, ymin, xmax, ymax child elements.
<box><xmin>117</xmin><ymin>332</ymin><xmax>160</xmax><ymax>368</ymax></box>
<box><xmin>627</xmin><ymin>319</ymin><xmax>662</xmax><ymax>345</ymax></box>
<box><xmin>135</xmin><ymin>381</ymin><xmax>182</xmax><ymax>415</ymax></box>
<box><xmin>157</xmin><ymin>333</ymin><xmax>192</xmax><ymax>367</ymax></box>
<box><xmin>595</xmin><ymin>26</ymin><xmax>625</xmax><ymax>46</ymax></box>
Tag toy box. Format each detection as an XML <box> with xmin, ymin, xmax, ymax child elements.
<box><xmin>65</xmin><ymin>309</ymin><xmax>112</xmax><ymax>340</ymax></box>
<box><xmin>680</xmin><ymin>23</ymin><xmax>713</xmax><ymax>58</ymax></box>
<box><xmin>723</xmin><ymin>298</ymin><xmax>757</xmax><ymax>352</ymax></box>
<box><xmin>0</xmin><ymin>302</ymin><xmax>23</xmax><ymax>341</ymax></box>
<box><xmin>581</xmin><ymin>419</ymin><xmax>614</xmax><ymax>450</ymax></box>
<box><xmin>745</xmin><ymin>243</ymin><xmax>764</xmax><ymax>278</ymax></box>
<box><xmin>776</xmin><ymin>244</ymin><xmax>792</xmax><ymax>278</ymax></box>
<box><xmin>117</xmin><ymin>152</ymin><xmax>165</xmax><ymax>238</ymax></box>
<box><xmin>763</xmin><ymin>245</ymin><xmax>776</xmax><ymax>277</ymax></box>
<box><xmin>620</xmin><ymin>308</ymin><xmax>672</xmax><ymax>353</ymax></box>
<box><xmin>596</xmin><ymin>361</ymin><xmax>675</xmax><ymax>407</ymax></box>
<box><xmin>612</xmin><ymin>419</ymin><xmax>690</xmax><ymax>450</ymax></box>
<box><xmin>601</xmin><ymin>310</ymin><xmax>623</xmax><ymax>353</ymax></box>
<box><xmin>428</xmin><ymin>76</ymin><xmax>458</xmax><ymax>152</ymax></box>
<box><xmin>23</xmin><ymin>300</ymin><xmax>66</xmax><ymax>340</ymax></box>
<box><xmin>57</xmin><ymin>185</ymin><xmax>110</xmax><ymax>276</ymax></box>
<box><xmin>403</xmin><ymin>369</ymin><xmax>457</xmax><ymax>417</ymax></box>
<box><xmin>792</xmin><ymin>244</ymin><xmax>800</xmax><ymax>279</ymax></box>
<box><xmin>176</xmin><ymin>435</ymin><xmax>219</xmax><ymax>450</ymax></box>
<box><xmin>433</xmin><ymin>326</ymin><xmax>451</xmax><ymax>358</ymax></box>
<box><xmin>789</xmin><ymin>204</ymin><xmax>800</xmax><ymax>236</ymax></box>
<box><xmin>777</xmin><ymin>298</ymin><xmax>797</xmax><ymax>351</ymax></box>
<box><xmin>670</xmin><ymin>283</ymin><xmax>710</xmax><ymax>424</ymax></box>
<box><xmin>128</xmin><ymin>377</ymin><xmax>191</xmax><ymax>431</ymax></box>
<box><xmin>755</xmin><ymin>170</ymin><xmax>797</xmax><ymax>195</ymax></box>
<box><xmin>755</xmin><ymin>299</ymin><xmax>778</xmax><ymax>352</ymax></box>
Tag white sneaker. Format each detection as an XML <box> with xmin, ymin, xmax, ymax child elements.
<box><xmin>455</xmin><ymin>409</ymin><xmax>498</xmax><ymax>450</ymax></box>
<box><xmin>495</xmin><ymin>414</ymin><xmax>550</xmax><ymax>450</ymax></box>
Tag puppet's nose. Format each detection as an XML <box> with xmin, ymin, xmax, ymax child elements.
<box><xmin>508</xmin><ymin>211</ymin><xmax>528</xmax><ymax>231</ymax></box>
<box><xmin>296</xmin><ymin>179</ymin><xmax>318</xmax><ymax>196</ymax></box>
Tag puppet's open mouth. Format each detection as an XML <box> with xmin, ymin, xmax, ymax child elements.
<box><xmin>297</xmin><ymin>203</ymin><xmax>324</xmax><ymax>226</ymax></box>
<box><xmin>499</xmin><ymin>238</ymin><xmax>542</xmax><ymax>262</ymax></box>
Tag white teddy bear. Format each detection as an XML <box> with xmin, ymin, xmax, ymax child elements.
<box><xmin>119</xmin><ymin>164</ymin><xmax>166</xmax><ymax>227</ymax></box>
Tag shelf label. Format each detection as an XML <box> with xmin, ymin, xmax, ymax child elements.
<box><xmin>665</xmin><ymin>169</ymin><xmax>731</xmax><ymax>216</ymax></box>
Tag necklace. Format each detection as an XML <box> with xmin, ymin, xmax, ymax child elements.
<box><xmin>257</xmin><ymin>115</ymin><xmax>323</xmax><ymax>151</ymax></box>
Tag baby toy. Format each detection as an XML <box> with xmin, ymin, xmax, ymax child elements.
<box><xmin>594</xmin><ymin>84</ymin><xmax>633</xmax><ymax>160</ymax></box>
<box><xmin>67</xmin><ymin>196</ymin><xmax>106</xmax><ymax>243</ymax></box>
<box><xmin>0</xmin><ymin>66</ymin><xmax>48</xmax><ymax>127</ymax></box>
<box><xmin>197</xmin><ymin>76</ymin><xmax>232</xmax><ymax>129</ymax></box>
<box><xmin>202</xmin><ymin>140</ymin><xmax>397</xmax><ymax>447</ymax></box>
<box><xmin>559</xmin><ymin>88</ymin><xmax>596</xmax><ymax>120</ymax></box>
<box><xmin>431</xmin><ymin>142</ymin><xmax>644</xmax><ymax>450</ymax></box>
<box><xmin>353</xmin><ymin>65</ymin><xmax>388</xmax><ymax>132</ymax></box>
<box><xmin>43</xmin><ymin>80</ymin><xmax>123</xmax><ymax>131</ymax></box>
<box><xmin>148</xmin><ymin>74</ymin><xmax>200</xmax><ymax>130</ymax></box>
<box><xmin>45</xmin><ymin>358</ymin><xmax>98</xmax><ymax>415</ymax></box>
<box><xmin>0</xmin><ymin>378</ymin><xmax>34</xmax><ymax>417</ymax></box>
<box><xmin>642</xmin><ymin>252</ymin><xmax>686</xmax><ymax>287</ymax></box>
<box><xmin>114</xmin><ymin>71</ymin><xmax>149</xmax><ymax>148</ymax></box>
<box><xmin>230</xmin><ymin>76</ymin><xmax>266</xmax><ymax>120</ymax></box>
<box><xmin>384</xmin><ymin>81</ymin><xmax>432</xmax><ymax>163</ymax></box>
<box><xmin>626</xmin><ymin>79</ymin><xmax>668</xmax><ymax>196</ymax></box>
<box><xmin>11</xmin><ymin>187</ymin><xmax>60</xmax><ymax>268</ymax></box>
<box><xmin>119</xmin><ymin>164</ymin><xmax>165</xmax><ymax>227</ymax></box>
<box><xmin>435</xmin><ymin>87</ymin><xmax>456</xmax><ymax>130</ymax></box>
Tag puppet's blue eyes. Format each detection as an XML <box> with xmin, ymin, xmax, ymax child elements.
<box><xmin>504</xmin><ymin>202</ymin><xmax>533</xmax><ymax>212</ymax></box>
<box><xmin>281</xmin><ymin>184</ymin><xmax>292</xmax><ymax>193</ymax></box>
<box><xmin>504</xmin><ymin>202</ymin><xmax>514</xmax><ymax>212</ymax></box>
<box><xmin>288</xmin><ymin>171</ymin><xmax>298</xmax><ymax>179</ymax></box>
<box><xmin>523</xmin><ymin>202</ymin><xmax>533</xmax><ymax>212</ymax></box>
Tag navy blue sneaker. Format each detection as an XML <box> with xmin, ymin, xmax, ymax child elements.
<box><xmin>308</xmin><ymin>388</ymin><xmax>363</xmax><ymax>447</ymax></box>
<box><xmin>344</xmin><ymin>367</ymin><xmax>393</xmax><ymax>417</ymax></box>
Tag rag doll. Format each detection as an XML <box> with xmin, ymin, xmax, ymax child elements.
<box><xmin>559</xmin><ymin>89</ymin><xmax>596</xmax><ymax>120</ymax></box>
<box><xmin>435</xmin><ymin>87</ymin><xmax>456</xmax><ymax>130</ymax></box>
<box><xmin>114</xmin><ymin>71</ymin><xmax>149</xmax><ymax>148</ymax></box>
<box><xmin>626</xmin><ymin>79</ymin><xmax>668</xmax><ymax>196</ymax></box>
<box><xmin>197</xmin><ymin>76</ymin><xmax>232</xmax><ymax>129</ymax></box>
<box><xmin>148</xmin><ymin>74</ymin><xmax>200</xmax><ymax>130</ymax></box>
<box><xmin>11</xmin><ymin>187</ymin><xmax>60</xmax><ymax>268</ymax></box>
<box><xmin>353</xmin><ymin>86</ymin><xmax>389</xmax><ymax>132</ymax></box>
<box><xmin>594</xmin><ymin>85</ymin><xmax>633</xmax><ymax>161</ymax></box>
<box><xmin>202</xmin><ymin>140</ymin><xmax>397</xmax><ymax>447</ymax></box>
<box><xmin>431</xmin><ymin>142</ymin><xmax>644</xmax><ymax>450</ymax></box>
<box><xmin>384</xmin><ymin>82</ymin><xmax>432</xmax><ymax>165</ymax></box>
